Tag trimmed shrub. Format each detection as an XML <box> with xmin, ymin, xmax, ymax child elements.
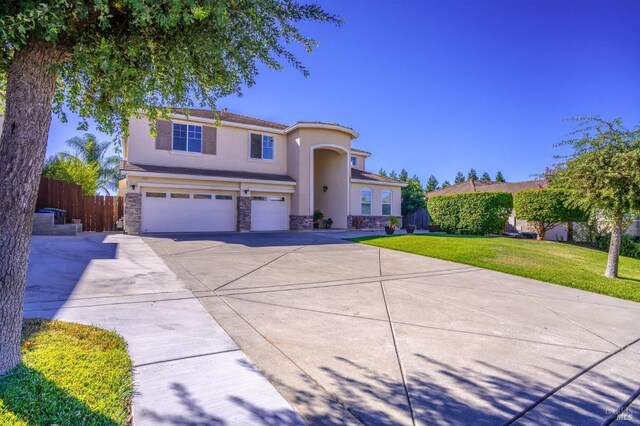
<box><xmin>514</xmin><ymin>188</ymin><xmax>588</xmax><ymax>240</ymax></box>
<box><xmin>427</xmin><ymin>192</ymin><xmax>513</xmax><ymax>235</ymax></box>
<box><xmin>595</xmin><ymin>234</ymin><xmax>640</xmax><ymax>259</ymax></box>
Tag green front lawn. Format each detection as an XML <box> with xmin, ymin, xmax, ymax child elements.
<box><xmin>352</xmin><ymin>234</ymin><xmax>640</xmax><ymax>302</ymax></box>
<box><xmin>0</xmin><ymin>319</ymin><xmax>133</xmax><ymax>425</ymax></box>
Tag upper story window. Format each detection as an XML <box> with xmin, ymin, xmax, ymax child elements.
<box><xmin>381</xmin><ymin>190</ymin><xmax>392</xmax><ymax>216</ymax></box>
<box><xmin>360</xmin><ymin>189</ymin><xmax>372</xmax><ymax>215</ymax></box>
<box><xmin>250</xmin><ymin>133</ymin><xmax>275</xmax><ymax>160</ymax></box>
<box><xmin>173</xmin><ymin>123</ymin><xmax>202</xmax><ymax>153</ymax></box>
<box><xmin>351</xmin><ymin>156</ymin><xmax>357</xmax><ymax>167</ymax></box>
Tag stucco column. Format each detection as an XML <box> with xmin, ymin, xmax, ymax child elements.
<box><xmin>237</xmin><ymin>196</ymin><xmax>251</xmax><ymax>232</ymax></box>
<box><xmin>124</xmin><ymin>192</ymin><xmax>141</xmax><ymax>234</ymax></box>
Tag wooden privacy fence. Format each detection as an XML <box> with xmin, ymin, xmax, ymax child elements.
<box><xmin>402</xmin><ymin>208</ymin><xmax>430</xmax><ymax>229</ymax></box>
<box><xmin>36</xmin><ymin>177</ymin><xmax>124</xmax><ymax>232</ymax></box>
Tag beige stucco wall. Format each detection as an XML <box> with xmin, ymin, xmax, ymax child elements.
<box><xmin>349</xmin><ymin>183</ymin><xmax>402</xmax><ymax>217</ymax></box>
<box><xmin>287</xmin><ymin>127</ymin><xmax>353</xmax><ymax>217</ymax></box>
<box><xmin>127</xmin><ymin>116</ymin><xmax>287</xmax><ymax>175</ymax></box>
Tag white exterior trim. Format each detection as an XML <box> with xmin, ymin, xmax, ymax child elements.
<box><xmin>351</xmin><ymin>178</ymin><xmax>407</xmax><ymax>187</ymax></box>
<box><xmin>123</xmin><ymin>170</ymin><xmax>296</xmax><ymax>186</ymax></box>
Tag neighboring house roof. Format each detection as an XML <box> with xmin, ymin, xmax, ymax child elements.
<box><xmin>351</xmin><ymin>148</ymin><xmax>372</xmax><ymax>157</ymax></box>
<box><xmin>169</xmin><ymin>108</ymin><xmax>289</xmax><ymax>130</ymax></box>
<box><xmin>427</xmin><ymin>179</ymin><xmax>546</xmax><ymax>197</ymax></box>
<box><xmin>121</xmin><ymin>162</ymin><xmax>296</xmax><ymax>183</ymax></box>
<box><xmin>351</xmin><ymin>168</ymin><xmax>407</xmax><ymax>186</ymax></box>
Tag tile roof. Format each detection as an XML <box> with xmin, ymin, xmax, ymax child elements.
<box><xmin>351</xmin><ymin>168</ymin><xmax>406</xmax><ymax>184</ymax></box>
<box><xmin>121</xmin><ymin>162</ymin><xmax>296</xmax><ymax>183</ymax></box>
<box><xmin>169</xmin><ymin>108</ymin><xmax>289</xmax><ymax>130</ymax></box>
<box><xmin>427</xmin><ymin>179</ymin><xmax>547</xmax><ymax>197</ymax></box>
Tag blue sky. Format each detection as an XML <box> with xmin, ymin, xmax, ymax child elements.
<box><xmin>46</xmin><ymin>0</ymin><xmax>640</xmax><ymax>185</ymax></box>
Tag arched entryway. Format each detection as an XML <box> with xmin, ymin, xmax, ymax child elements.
<box><xmin>311</xmin><ymin>145</ymin><xmax>349</xmax><ymax>229</ymax></box>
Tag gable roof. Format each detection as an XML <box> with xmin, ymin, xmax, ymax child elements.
<box><xmin>427</xmin><ymin>179</ymin><xmax>546</xmax><ymax>197</ymax></box>
<box><xmin>351</xmin><ymin>168</ymin><xmax>407</xmax><ymax>186</ymax></box>
<box><xmin>169</xmin><ymin>108</ymin><xmax>289</xmax><ymax>130</ymax></box>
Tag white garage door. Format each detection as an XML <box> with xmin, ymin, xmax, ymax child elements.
<box><xmin>251</xmin><ymin>194</ymin><xmax>289</xmax><ymax>231</ymax></box>
<box><xmin>141</xmin><ymin>191</ymin><xmax>236</xmax><ymax>233</ymax></box>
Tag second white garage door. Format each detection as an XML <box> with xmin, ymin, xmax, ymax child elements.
<box><xmin>251</xmin><ymin>194</ymin><xmax>289</xmax><ymax>231</ymax></box>
<box><xmin>142</xmin><ymin>191</ymin><xmax>236</xmax><ymax>233</ymax></box>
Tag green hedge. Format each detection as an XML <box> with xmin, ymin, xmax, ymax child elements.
<box><xmin>427</xmin><ymin>192</ymin><xmax>513</xmax><ymax>235</ymax></box>
<box><xmin>595</xmin><ymin>234</ymin><xmax>640</xmax><ymax>259</ymax></box>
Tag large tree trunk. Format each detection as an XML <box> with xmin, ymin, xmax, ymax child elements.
<box><xmin>566</xmin><ymin>222</ymin><xmax>574</xmax><ymax>242</ymax></box>
<box><xmin>0</xmin><ymin>40</ymin><xmax>64</xmax><ymax>375</ymax></box>
<box><xmin>604</xmin><ymin>215</ymin><xmax>624</xmax><ymax>279</ymax></box>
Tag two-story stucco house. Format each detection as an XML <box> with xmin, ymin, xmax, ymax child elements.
<box><xmin>120</xmin><ymin>109</ymin><xmax>405</xmax><ymax>233</ymax></box>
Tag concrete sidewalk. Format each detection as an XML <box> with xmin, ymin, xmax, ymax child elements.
<box><xmin>24</xmin><ymin>233</ymin><xmax>304</xmax><ymax>425</ymax></box>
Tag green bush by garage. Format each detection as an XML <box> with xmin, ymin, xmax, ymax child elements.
<box><xmin>427</xmin><ymin>192</ymin><xmax>513</xmax><ymax>235</ymax></box>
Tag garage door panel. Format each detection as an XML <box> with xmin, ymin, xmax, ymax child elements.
<box><xmin>142</xmin><ymin>191</ymin><xmax>236</xmax><ymax>233</ymax></box>
<box><xmin>251</xmin><ymin>194</ymin><xmax>289</xmax><ymax>231</ymax></box>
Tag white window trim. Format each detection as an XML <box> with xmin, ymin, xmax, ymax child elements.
<box><xmin>381</xmin><ymin>190</ymin><xmax>392</xmax><ymax>216</ymax></box>
<box><xmin>248</xmin><ymin>132</ymin><xmax>277</xmax><ymax>162</ymax></box>
<box><xmin>172</xmin><ymin>122</ymin><xmax>203</xmax><ymax>154</ymax></box>
<box><xmin>360</xmin><ymin>188</ymin><xmax>372</xmax><ymax>216</ymax></box>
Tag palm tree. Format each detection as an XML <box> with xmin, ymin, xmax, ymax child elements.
<box><xmin>61</xmin><ymin>134</ymin><xmax>122</xmax><ymax>194</ymax></box>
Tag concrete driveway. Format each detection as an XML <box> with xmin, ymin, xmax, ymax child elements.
<box><xmin>144</xmin><ymin>231</ymin><xmax>640</xmax><ymax>425</ymax></box>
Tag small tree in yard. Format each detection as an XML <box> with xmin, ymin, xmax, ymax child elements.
<box><xmin>454</xmin><ymin>171</ymin><xmax>466</xmax><ymax>184</ymax></box>
<box><xmin>480</xmin><ymin>172</ymin><xmax>491</xmax><ymax>182</ymax></box>
<box><xmin>0</xmin><ymin>1</ymin><xmax>339</xmax><ymax>374</ymax></box>
<box><xmin>401</xmin><ymin>177</ymin><xmax>426</xmax><ymax>215</ymax></box>
<box><xmin>467</xmin><ymin>168</ymin><xmax>478</xmax><ymax>181</ymax></box>
<box><xmin>548</xmin><ymin>117</ymin><xmax>640</xmax><ymax>278</ymax></box>
<box><xmin>514</xmin><ymin>188</ymin><xmax>586</xmax><ymax>241</ymax></box>
<box><xmin>495</xmin><ymin>171</ymin><xmax>506</xmax><ymax>182</ymax></box>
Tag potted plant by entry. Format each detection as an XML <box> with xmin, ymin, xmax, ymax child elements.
<box><xmin>325</xmin><ymin>218</ymin><xmax>333</xmax><ymax>229</ymax></box>
<box><xmin>406</xmin><ymin>224</ymin><xmax>416</xmax><ymax>234</ymax></box>
<box><xmin>385</xmin><ymin>216</ymin><xmax>401</xmax><ymax>235</ymax></box>
<box><xmin>313</xmin><ymin>210</ymin><xmax>324</xmax><ymax>229</ymax></box>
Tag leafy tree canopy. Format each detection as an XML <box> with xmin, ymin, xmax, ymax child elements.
<box><xmin>467</xmin><ymin>168</ymin><xmax>478</xmax><ymax>181</ymax></box>
<box><xmin>548</xmin><ymin>117</ymin><xmax>640</xmax><ymax>218</ymax></box>
<box><xmin>441</xmin><ymin>180</ymin><xmax>451</xmax><ymax>188</ymax></box>
<box><xmin>0</xmin><ymin>0</ymin><xmax>340</xmax><ymax>138</ymax></box>
<box><xmin>454</xmin><ymin>171</ymin><xmax>465</xmax><ymax>184</ymax></box>
<box><xmin>398</xmin><ymin>168</ymin><xmax>409</xmax><ymax>182</ymax></box>
<box><xmin>425</xmin><ymin>174</ymin><xmax>439</xmax><ymax>192</ymax></box>
<box><xmin>378</xmin><ymin>168</ymin><xmax>388</xmax><ymax>177</ymax></box>
<box><xmin>389</xmin><ymin>170</ymin><xmax>398</xmax><ymax>179</ymax></box>
<box><xmin>495</xmin><ymin>171</ymin><xmax>506</xmax><ymax>182</ymax></box>
<box><xmin>480</xmin><ymin>172</ymin><xmax>491</xmax><ymax>182</ymax></box>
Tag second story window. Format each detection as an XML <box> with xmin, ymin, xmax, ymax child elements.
<box><xmin>250</xmin><ymin>133</ymin><xmax>275</xmax><ymax>160</ymax></box>
<box><xmin>173</xmin><ymin>123</ymin><xmax>202</xmax><ymax>153</ymax></box>
<box><xmin>351</xmin><ymin>156</ymin><xmax>357</xmax><ymax>167</ymax></box>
